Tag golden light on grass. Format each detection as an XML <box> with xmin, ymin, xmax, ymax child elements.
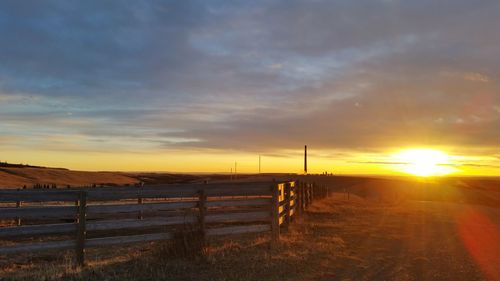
<box><xmin>391</xmin><ymin>148</ymin><xmax>457</xmax><ymax>177</ymax></box>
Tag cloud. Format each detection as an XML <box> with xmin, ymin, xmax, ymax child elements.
<box><xmin>463</xmin><ymin>72</ymin><xmax>490</xmax><ymax>83</ymax></box>
<box><xmin>349</xmin><ymin>161</ymin><xmax>409</xmax><ymax>165</ymax></box>
<box><xmin>0</xmin><ymin>0</ymin><xmax>499</xmax><ymax>162</ymax></box>
<box><xmin>440</xmin><ymin>163</ymin><xmax>500</xmax><ymax>169</ymax></box>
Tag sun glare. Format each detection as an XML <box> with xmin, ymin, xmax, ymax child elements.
<box><xmin>391</xmin><ymin>148</ymin><xmax>456</xmax><ymax>177</ymax></box>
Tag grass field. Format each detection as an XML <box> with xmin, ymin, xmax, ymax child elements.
<box><xmin>0</xmin><ymin>167</ymin><xmax>138</xmax><ymax>188</ymax></box>
<box><xmin>0</xmin><ymin>166</ymin><xmax>267</xmax><ymax>188</ymax></box>
<box><xmin>2</xmin><ymin>186</ymin><xmax>499</xmax><ymax>281</ymax></box>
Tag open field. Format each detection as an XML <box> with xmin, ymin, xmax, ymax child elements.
<box><xmin>298</xmin><ymin>175</ymin><xmax>500</xmax><ymax>208</ymax></box>
<box><xmin>0</xmin><ymin>166</ymin><xmax>275</xmax><ymax>189</ymax></box>
<box><xmin>1</xmin><ymin>176</ymin><xmax>499</xmax><ymax>280</ymax></box>
<box><xmin>0</xmin><ymin>167</ymin><xmax>138</xmax><ymax>189</ymax></box>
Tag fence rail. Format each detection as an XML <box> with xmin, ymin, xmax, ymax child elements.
<box><xmin>0</xmin><ymin>180</ymin><xmax>329</xmax><ymax>266</ymax></box>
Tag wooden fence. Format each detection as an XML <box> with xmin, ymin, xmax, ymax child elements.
<box><xmin>0</xmin><ymin>181</ymin><xmax>329</xmax><ymax>266</ymax></box>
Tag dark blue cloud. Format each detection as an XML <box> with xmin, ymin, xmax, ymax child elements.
<box><xmin>0</xmin><ymin>1</ymin><xmax>211</xmax><ymax>98</ymax></box>
<box><xmin>0</xmin><ymin>0</ymin><xmax>499</xmax><ymax>158</ymax></box>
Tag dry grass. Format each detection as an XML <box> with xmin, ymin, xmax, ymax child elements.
<box><xmin>0</xmin><ymin>167</ymin><xmax>138</xmax><ymax>188</ymax></box>
<box><xmin>1</xmin><ymin>192</ymin><xmax>499</xmax><ymax>281</ymax></box>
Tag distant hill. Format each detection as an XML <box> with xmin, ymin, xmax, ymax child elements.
<box><xmin>0</xmin><ymin>165</ymin><xmax>138</xmax><ymax>189</ymax></box>
<box><xmin>0</xmin><ymin>161</ymin><xmax>258</xmax><ymax>189</ymax></box>
<box><xmin>0</xmin><ymin>162</ymin><xmax>239</xmax><ymax>189</ymax></box>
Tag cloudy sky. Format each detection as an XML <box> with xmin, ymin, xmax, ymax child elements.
<box><xmin>0</xmin><ymin>0</ymin><xmax>499</xmax><ymax>174</ymax></box>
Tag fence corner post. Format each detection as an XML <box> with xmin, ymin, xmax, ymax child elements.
<box><xmin>285</xmin><ymin>182</ymin><xmax>291</xmax><ymax>230</ymax></box>
<box><xmin>304</xmin><ymin>183</ymin><xmax>309</xmax><ymax>209</ymax></box>
<box><xmin>270</xmin><ymin>183</ymin><xmax>280</xmax><ymax>245</ymax></box>
<box><xmin>296</xmin><ymin>181</ymin><xmax>302</xmax><ymax>216</ymax></box>
<box><xmin>311</xmin><ymin>182</ymin><xmax>315</xmax><ymax>202</ymax></box>
<box><xmin>76</xmin><ymin>191</ymin><xmax>87</xmax><ymax>267</ymax></box>
<box><xmin>198</xmin><ymin>188</ymin><xmax>207</xmax><ymax>244</ymax></box>
<box><xmin>137</xmin><ymin>182</ymin><xmax>143</xmax><ymax>220</ymax></box>
<box><xmin>16</xmin><ymin>188</ymin><xmax>22</xmax><ymax>226</ymax></box>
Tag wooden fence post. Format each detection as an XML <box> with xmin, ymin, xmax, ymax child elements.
<box><xmin>16</xmin><ymin>188</ymin><xmax>22</xmax><ymax>226</ymax></box>
<box><xmin>137</xmin><ymin>182</ymin><xmax>143</xmax><ymax>220</ymax></box>
<box><xmin>311</xmin><ymin>183</ymin><xmax>315</xmax><ymax>202</ymax></box>
<box><xmin>285</xmin><ymin>182</ymin><xmax>291</xmax><ymax>229</ymax></box>
<box><xmin>302</xmin><ymin>182</ymin><xmax>306</xmax><ymax>211</ymax></box>
<box><xmin>76</xmin><ymin>191</ymin><xmax>87</xmax><ymax>267</ymax></box>
<box><xmin>198</xmin><ymin>189</ymin><xmax>207</xmax><ymax>243</ymax></box>
<box><xmin>306</xmin><ymin>183</ymin><xmax>310</xmax><ymax>206</ymax></box>
<box><xmin>302</xmin><ymin>183</ymin><xmax>306</xmax><ymax>209</ymax></box>
<box><xmin>270</xmin><ymin>183</ymin><xmax>280</xmax><ymax>244</ymax></box>
<box><xmin>302</xmin><ymin>181</ymin><xmax>306</xmax><ymax>213</ymax></box>
<box><xmin>296</xmin><ymin>181</ymin><xmax>302</xmax><ymax>216</ymax></box>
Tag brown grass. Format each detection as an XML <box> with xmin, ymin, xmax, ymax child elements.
<box><xmin>2</xmin><ymin>191</ymin><xmax>499</xmax><ymax>281</ymax></box>
<box><xmin>154</xmin><ymin>227</ymin><xmax>207</xmax><ymax>260</ymax></box>
<box><xmin>0</xmin><ymin>167</ymin><xmax>138</xmax><ymax>188</ymax></box>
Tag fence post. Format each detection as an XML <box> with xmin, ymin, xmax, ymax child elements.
<box><xmin>270</xmin><ymin>183</ymin><xmax>280</xmax><ymax>244</ymax></box>
<box><xmin>137</xmin><ymin>182</ymin><xmax>143</xmax><ymax>220</ymax></box>
<box><xmin>76</xmin><ymin>191</ymin><xmax>87</xmax><ymax>267</ymax></box>
<box><xmin>304</xmin><ymin>184</ymin><xmax>308</xmax><ymax>209</ymax></box>
<box><xmin>290</xmin><ymin>182</ymin><xmax>295</xmax><ymax>219</ymax></box>
<box><xmin>302</xmin><ymin>182</ymin><xmax>306</xmax><ymax>211</ymax></box>
<box><xmin>303</xmin><ymin>182</ymin><xmax>307</xmax><ymax>210</ymax></box>
<box><xmin>285</xmin><ymin>182</ymin><xmax>291</xmax><ymax>229</ymax></box>
<box><xmin>296</xmin><ymin>181</ymin><xmax>302</xmax><ymax>216</ymax></box>
<box><xmin>16</xmin><ymin>188</ymin><xmax>22</xmax><ymax>226</ymax></box>
<box><xmin>306</xmin><ymin>183</ymin><xmax>312</xmax><ymax>208</ymax></box>
<box><xmin>311</xmin><ymin>183</ymin><xmax>315</xmax><ymax>202</ymax></box>
<box><xmin>198</xmin><ymin>189</ymin><xmax>207</xmax><ymax>244</ymax></box>
<box><xmin>309</xmin><ymin>183</ymin><xmax>312</xmax><ymax>205</ymax></box>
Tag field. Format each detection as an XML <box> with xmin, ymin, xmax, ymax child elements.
<box><xmin>1</xmin><ymin>175</ymin><xmax>499</xmax><ymax>280</ymax></box>
<box><xmin>0</xmin><ymin>166</ymin><xmax>267</xmax><ymax>189</ymax></box>
<box><xmin>0</xmin><ymin>167</ymin><xmax>138</xmax><ymax>188</ymax></box>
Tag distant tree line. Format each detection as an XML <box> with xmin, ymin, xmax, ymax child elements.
<box><xmin>32</xmin><ymin>183</ymin><xmax>58</xmax><ymax>189</ymax></box>
<box><xmin>0</xmin><ymin>161</ymin><xmax>45</xmax><ymax>168</ymax></box>
<box><xmin>0</xmin><ymin>161</ymin><xmax>68</xmax><ymax>170</ymax></box>
<box><xmin>28</xmin><ymin>183</ymin><xmax>120</xmax><ymax>189</ymax></box>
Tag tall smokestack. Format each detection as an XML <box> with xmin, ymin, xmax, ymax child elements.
<box><xmin>304</xmin><ymin>145</ymin><xmax>307</xmax><ymax>174</ymax></box>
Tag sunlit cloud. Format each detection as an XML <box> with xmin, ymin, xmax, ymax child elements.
<box><xmin>463</xmin><ymin>72</ymin><xmax>490</xmax><ymax>83</ymax></box>
<box><xmin>0</xmin><ymin>0</ymin><xmax>499</xmax><ymax>173</ymax></box>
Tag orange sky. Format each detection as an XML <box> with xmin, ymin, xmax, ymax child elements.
<box><xmin>0</xmin><ymin>2</ymin><xmax>499</xmax><ymax>176</ymax></box>
<box><xmin>2</xmin><ymin>146</ymin><xmax>498</xmax><ymax>176</ymax></box>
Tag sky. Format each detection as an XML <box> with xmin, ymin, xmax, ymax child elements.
<box><xmin>0</xmin><ymin>0</ymin><xmax>499</xmax><ymax>175</ymax></box>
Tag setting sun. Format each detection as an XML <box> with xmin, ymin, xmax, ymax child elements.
<box><xmin>391</xmin><ymin>149</ymin><xmax>457</xmax><ymax>177</ymax></box>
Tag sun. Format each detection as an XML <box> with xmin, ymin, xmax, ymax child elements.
<box><xmin>391</xmin><ymin>148</ymin><xmax>456</xmax><ymax>177</ymax></box>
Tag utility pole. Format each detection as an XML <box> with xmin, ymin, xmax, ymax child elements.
<box><xmin>259</xmin><ymin>155</ymin><xmax>261</xmax><ymax>174</ymax></box>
